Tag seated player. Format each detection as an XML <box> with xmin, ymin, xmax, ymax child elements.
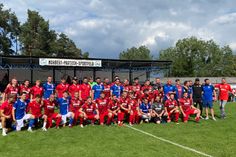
<box><xmin>43</xmin><ymin>94</ymin><xmax>62</xmax><ymax>129</ymax></box>
<box><xmin>0</xmin><ymin>94</ymin><xmax>15</xmax><ymax>136</ymax></box>
<box><xmin>96</xmin><ymin>92</ymin><xmax>109</xmax><ymax>125</ymax></box>
<box><xmin>12</xmin><ymin>92</ymin><xmax>34</xmax><ymax>131</ymax></box>
<box><xmin>164</xmin><ymin>93</ymin><xmax>179</xmax><ymax>123</ymax></box>
<box><xmin>179</xmin><ymin>92</ymin><xmax>200</xmax><ymax>123</ymax></box>
<box><xmin>128</xmin><ymin>91</ymin><xmax>141</xmax><ymax>125</ymax></box>
<box><xmin>117</xmin><ymin>91</ymin><xmax>130</xmax><ymax>126</ymax></box>
<box><xmin>139</xmin><ymin>98</ymin><xmax>152</xmax><ymax>123</ymax></box>
<box><xmin>27</xmin><ymin>94</ymin><xmax>47</xmax><ymax>131</ymax></box>
<box><xmin>58</xmin><ymin>91</ymin><xmax>74</xmax><ymax>127</ymax></box>
<box><xmin>107</xmin><ymin>95</ymin><xmax>120</xmax><ymax>125</ymax></box>
<box><xmin>70</xmin><ymin>92</ymin><xmax>84</xmax><ymax>128</ymax></box>
<box><xmin>81</xmin><ymin>97</ymin><xmax>99</xmax><ymax>126</ymax></box>
<box><xmin>152</xmin><ymin>96</ymin><xmax>167</xmax><ymax>124</ymax></box>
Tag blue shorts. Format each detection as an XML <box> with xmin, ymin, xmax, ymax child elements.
<box><xmin>203</xmin><ymin>101</ymin><xmax>213</xmax><ymax>109</ymax></box>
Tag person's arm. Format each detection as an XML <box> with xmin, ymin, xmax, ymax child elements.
<box><xmin>0</xmin><ymin>108</ymin><xmax>10</xmax><ymax>119</ymax></box>
<box><xmin>12</xmin><ymin>108</ymin><xmax>16</xmax><ymax>121</ymax></box>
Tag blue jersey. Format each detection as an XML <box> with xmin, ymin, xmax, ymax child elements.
<box><xmin>58</xmin><ymin>97</ymin><xmax>70</xmax><ymax>115</ymax></box>
<box><xmin>13</xmin><ymin>99</ymin><xmax>27</xmax><ymax>120</ymax></box>
<box><xmin>110</xmin><ymin>84</ymin><xmax>123</xmax><ymax>98</ymax></box>
<box><xmin>163</xmin><ymin>84</ymin><xmax>175</xmax><ymax>100</ymax></box>
<box><xmin>92</xmin><ymin>84</ymin><xmax>104</xmax><ymax>100</ymax></box>
<box><xmin>202</xmin><ymin>84</ymin><xmax>214</xmax><ymax>101</ymax></box>
<box><xmin>140</xmin><ymin>103</ymin><xmax>151</xmax><ymax>113</ymax></box>
<box><xmin>43</xmin><ymin>83</ymin><xmax>55</xmax><ymax>99</ymax></box>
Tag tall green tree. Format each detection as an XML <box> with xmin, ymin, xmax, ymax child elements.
<box><xmin>0</xmin><ymin>3</ymin><xmax>20</xmax><ymax>55</ymax></box>
<box><xmin>159</xmin><ymin>37</ymin><xmax>236</xmax><ymax>77</ymax></box>
<box><xmin>119</xmin><ymin>45</ymin><xmax>153</xmax><ymax>60</ymax></box>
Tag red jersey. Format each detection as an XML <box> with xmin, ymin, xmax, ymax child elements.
<box><xmin>80</xmin><ymin>83</ymin><xmax>91</xmax><ymax>100</ymax></box>
<box><xmin>70</xmin><ymin>98</ymin><xmax>83</xmax><ymax>113</ymax></box>
<box><xmin>164</xmin><ymin>99</ymin><xmax>178</xmax><ymax>112</ymax></box>
<box><xmin>0</xmin><ymin>101</ymin><xmax>13</xmax><ymax>116</ymax></box>
<box><xmin>31</xmin><ymin>85</ymin><xmax>43</xmax><ymax>98</ymax></box>
<box><xmin>96</xmin><ymin>98</ymin><xmax>109</xmax><ymax>114</ymax></box>
<box><xmin>140</xmin><ymin>93</ymin><xmax>153</xmax><ymax>102</ymax></box>
<box><xmin>120</xmin><ymin>96</ymin><xmax>130</xmax><ymax>110</ymax></box>
<box><xmin>179</xmin><ymin>97</ymin><xmax>192</xmax><ymax>112</ymax></box>
<box><xmin>56</xmin><ymin>83</ymin><xmax>69</xmax><ymax>98</ymax></box>
<box><xmin>28</xmin><ymin>101</ymin><xmax>43</xmax><ymax>117</ymax></box>
<box><xmin>19</xmin><ymin>85</ymin><xmax>31</xmax><ymax>99</ymax></box>
<box><xmin>68</xmin><ymin>84</ymin><xmax>80</xmax><ymax>98</ymax></box>
<box><xmin>215</xmin><ymin>83</ymin><xmax>232</xmax><ymax>100</ymax></box>
<box><xmin>108</xmin><ymin>99</ymin><xmax>120</xmax><ymax>111</ymax></box>
<box><xmin>82</xmin><ymin>102</ymin><xmax>97</xmax><ymax>115</ymax></box>
<box><xmin>132</xmin><ymin>84</ymin><xmax>141</xmax><ymax>93</ymax></box>
<box><xmin>4</xmin><ymin>84</ymin><xmax>19</xmax><ymax>100</ymax></box>
<box><xmin>141</xmin><ymin>85</ymin><xmax>152</xmax><ymax>92</ymax></box>
<box><xmin>103</xmin><ymin>84</ymin><xmax>111</xmax><ymax>98</ymax></box>
<box><xmin>123</xmin><ymin>85</ymin><xmax>132</xmax><ymax>92</ymax></box>
<box><xmin>43</xmin><ymin>99</ymin><xmax>57</xmax><ymax>117</ymax></box>
<box><xmin>129</xmin><ymin>98</ymin><xmax>139</xmax><ymax>111</ymax></box>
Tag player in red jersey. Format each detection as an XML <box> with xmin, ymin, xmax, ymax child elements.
<box><xmin>215</xmin><ymin>78</ymin><xmax>233</xmax><ymax>119</ymax></box>
<box><xmin>27</xmin><ymin>94</ymin><xmax>47</xmax><ymax>131</ymax></box>
<box><xmin>30</xmin><ymin>80</ymin><xmax>43</xmax><ymax>100</ymax></box>
<box><xmin>103</xmin><ymin>78</ymin><xmax>111</xmax><ymax>99</ymax></box>
<box><xmin>132</xmin><ymin>77</ymin><xmax>141</xmax><ymax>97</ymax></box>
<box><xmin>117</xmin><ymin>91</ymin><xmax>130</xmax><ymax>126</ymax></box>
<box><xmin>56</xmin><ymin>77</ymin><xmax>69</xmax><ymax>98</ymax></box>
<box><xmin>82</xmin><ymin>97</ymin><xmax>99</xmax><ymax>125</ymax></box>
<box><xmin>19</xmin><ymin>80</ymin><xmax>31</xmax><ymax>101</ymax></box>
<box><xmin>123</xmin><ymin>79</ymin><xmax>131</xmax><ymax>92</ymax></box>
<box><xmin>43</xmin><ymin>94</ymin><xmax>61</xmax><ymax>129</ymax></box>
<box><xmin>107</xmin><ymin>95</ymin><xmax>120</xmax><ymax>125</ymax></box>
<box><xmin>179</xmin><ymin>92</ymin><xmax>200</xmax><ymax>123</ymax></box>
<box><xmin>164</xmin><ymin>93</ymin><xmax>179</xmax><ymax>123</ymax></box>
<box><xmin>70</xmin><ymin>92</ymin><xmax>84</xmax><ymax>128</ymax></box>
<box><xmin>0</xmin><ymin>94</ymin><xmax>15</xmax><ymax>136</ymax></box>
<box><xmin>68</xmin><ymin>77</ymin><xmax>80</xmax><ymax>99</ymax></box>
<box><xmin>141</xmin><ymin>80</ymin><xmax>152</xmax><ymax>93</ymax></box>
<box><xmin>140</xmin><ymin>89</ymin><xmax>154</xmax><ymax>104</ymax></box>
<box><xmin>128</xmin><ymin>91</ymin><xmax>141</xmax><ymax>125</ymax></box>
<box><xmin>95</xmin><ymin>92</ymin><xmax>109</xmax><ymax>125</ymax></box>
<box><xmin>79</xmin><ymin>77</ymin><xmax>92</xmax><ymax>101</ymax></box>
<box><xmin>3</xmin><ymin>78</ymin><xmax>19</xmax><ymax>101</ymax></box>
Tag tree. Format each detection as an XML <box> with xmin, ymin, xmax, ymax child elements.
<box><xmin>159</xmin><ymin>37</ymin><xmax>236</xmax><ymax>77</ymax></box>
<box><xmin>0</xmin><ymin>3</ymin><xmax>20</xmax><ymax>55</ymax></box>
<box><xmin>119</xmin><ymin>45</ymin><xmax>153</xmax><ymax>60</ymax></box>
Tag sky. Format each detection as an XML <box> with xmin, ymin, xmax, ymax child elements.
<box><xmin>2</xmin><ymin>0</ymin><xmax>236</xmax><ymax>58</ymax></box>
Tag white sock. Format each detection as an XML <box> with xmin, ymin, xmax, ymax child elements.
<box><xmin>28</xmin><ymin>127</ymin><xmax>32</xmax><ymax>129</ymax></box>
<box><xmin>43</xmin><ymin>122</ymin><xmax>46</xmax><ymax>128</ymax></box>
<box><xmin>2</xmin><ymin>128</ymin><xmax>6</xmax><ymax>134</ymax></box>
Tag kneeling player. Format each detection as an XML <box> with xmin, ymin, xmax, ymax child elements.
<box><xmin>43</xmin><ymin>94</ymin><xmax>62</xmax><ymax>129</ymax></box>
<box><xmin>164</xmin><ymin>93</ymin><xmax>179</xmax><ymax>123</ymax></box>
<box><xmin>179</xmin><ymin>92</ymin><xmax>200</xmax><ymax>123</ymax></box>
<box><xmin>96</xmin><ymin>92</ymin><xmax>109</xmax><ymax>126</ymax></box>
<box><xmin>152</xmin><ymin>96</ymin><xmax>167</xmax><ymax>124</ymax></box>
<box><xmin>118</xmin><ymin>91</ymin><xmax>130</xmax><ymax>126</ymax></box>
<box><xmin>82</xmin><ymin>97</ymin><xmax>99</xmax><ymax>125</ymax></box>
<box><xmin>27</xmin><ymin>94</ymin><xmax>47</xmax><ymax>131</ymax></box>
<box><xmin>129</xmin><ymin>91</ymin><xmax>141</xmax><ymax>125</ymax></box>
<box><xmin>107</xmin><ymin>95</ymin><xmax>120</xmax><ymax>125</ymax></box>
<box><xmin>0</xmin><ymin>94</ymin><xmax>15</xmax><ymax>136</ymax></box>
<box><xmin>139</xmin><ymin>98</ymin><xmax>152</xmax><ymax>123</ymax></box>
<box><xmin>70</xmin><ymin>92</ymin><xmax>84</xmax><ymax>127</ymax></box>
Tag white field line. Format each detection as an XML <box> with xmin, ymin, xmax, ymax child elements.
<box><xmin>125</xmin><ymin>125</ymin><xmax>213</xmax><ymax>157</ymax></box>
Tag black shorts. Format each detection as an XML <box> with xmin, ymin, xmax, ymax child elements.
<box><xmin>6</xmin><ymin>119</ymin><xmax>12</xmax><ymax>128</ymax></box>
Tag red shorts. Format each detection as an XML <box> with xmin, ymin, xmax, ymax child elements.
<box><xmin>99</xmin><ymin>111</ymin><xmax>108</xmax><ymax>124</ymax></box>
<box><xmin>86</xmin><ymin>114</ymin><xmax>96</xmax><ymax>120</ymax></box>
<box><xmin>183</xmin><ymin>109</ymin><xmax>196</xmax><ymax>122</ymax></box>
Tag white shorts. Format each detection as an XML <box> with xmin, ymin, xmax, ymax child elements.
<box><xmin>61</xmin><ymin>112</ymin><xmax>73</xmax><ymax>124</ymax></box>
<box><xmin>16</xmin><ymin>114</ymin><xmax>31</xmax><ymax>131</ymax></box>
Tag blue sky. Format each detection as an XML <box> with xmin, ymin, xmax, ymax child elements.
<box><xmin>2</xmin><ymin>0</ymin><xmax>236</xmax><ymax>58</ymax></box>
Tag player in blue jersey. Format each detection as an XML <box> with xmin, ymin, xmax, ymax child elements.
<box><xmin>163</xmin><ymin>79</ymin><xmax>175</xmax><ymax>101</ymax></box>
<box><xmin>202</xmin><ymin>79</ymin><xmax>216</xmax><ymax>121</ymax></box>
<box><xmin>12</xmin><ymin>92</ymin><xmax>34</xmax><ymax>132</ymax></box>
<box><xmin>110</xmin><ymin>79</ymin><xmax>123</xmax><ymax>98</ymax></box>
<box><xmin>57</xmin><ymin>91</ymin><xmax>74</xmax><ymax>127</ymax></box>
<box><xmin>92</xmin><ymin>77</ymin><xmax>104</xmax><ymax>100</ymax></box>
<box><xmin>43</xmin><ymin>76</ymin><xmax>55</xmax><ymax>99</ymax></box>
<box><xmin>139</xmin><ymin>98</ymin><xmax>152</xmax><ymax>123</ymax></box>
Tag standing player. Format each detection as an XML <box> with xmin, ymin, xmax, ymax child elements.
<box><xmin>19</xmin><ymin>80</ymin><xmax>31</xmax><ymax>102</ymax></box>
<box><xmin>70</xmin><ymin>92</ymin><xmax>84</xmax><ymax>127</ymax></box>
<box><xmin>96</xmin><ymin>92</ymin><xmax>109</xmax><ymax>125</ymax></box>
<box><xmin>12</xmin><ymin>93</ymin><xmax>33</xmax><ymax>131</ymax></box>
<box><xmin>56</xmin><ymin>77</ymin><xmax>69</xmax><ymax>98</ymax></box>
<box><xmin>192</xmin><ymin>78</ymin><xmax>203</xmax><ymax>117</ymax></box>
<box><xmin>92</xmin><ymin>77</ymin><xmax>104</xmax><ymax>100</ymax></box>
<box><xmin>164</xmin><ymin>93</ymin><xmax>179</xmax><ymax>123</ymax></box>
<box><xmin>82</xmin><ymin>97</ymin><xmax>99</xmax><ymax>126</ymax></box>
<box><xmin>215</xmin><ymin>78</ymin><xmax>232</xmax><ymax>119</ymax></box>
<box><xmin>123</xmin><ymin>79</ymin><xmax>131</xmax><ymax>93</ymax></box>
<box><xmin>43</xmin><ymin>94</ymin><xmax>62</xmax><ymax>129</ymax></box>
<box><xmin>163</xmin><ymin>79</ymin><xmax>175</xmax><ymax>101</ymax></box>
<box><xmin>58</xmin><ymin>91</ymin><xmax>74</xmax><ymax>127</ymax></box>
<box><xmin>132</xmin><ymin>77</ymin><xmax>141</xmax><ymax>100</ymax></box>
<box><xmin>79</xmin><ymin>77</ymin><xmax>92</xmax><ymax>101</ymax></box>
<box><xmin>27</xmin><ymin>95</ymin><xmax>47</xmax><ymax>131</ymax></box>
<box><xmin>183</xmin><ymin>81</ymin><xmax>193</xmax><ymax>99</ymax></box>
<box><xmin>202</xmin><ymin>79</ymin><xmax>216</xmax><ymax>121</ymax></box>
<box><xmin>68</xmin><ymin>77</ymin><xmax>80</xmax><ymax>99</ymax></box>
<box><xmin>174</xmin><ymin>79</ymin><xmax>183</xmax><ymax>101</ymax></box>
<box><xmin>30</xmin><ymin>80</ymin><xmax>43</xmax><ymax>100</ymax></box>
<box><xmin>179</xmin><ymin>92</ymin><xmax>200</xmax><ymax>123</ymax></box>
<box><xmin>139</xmin><ymin>98</ymin><xmax>152</xmax><ymax>123</ymax></box>
<box><xmin>43</xmin><ymin>76</ymin><xmax>55</xmax><ymax>99</ymax></box>
<box><xmin>103</xmin><ymin>78</ymin><xmax>111</xmax><ymax>99</ymax></box>
<box><xmin>0</xmin><ymin>94</ymin><xmax>15</xmax><ymax>136</ymax></box>
<box><xmin>110</xmin><ymin>79</ymin><xmax>123</xmax><ymax>98</ymax></box>
<box><xmin>3</xmin><ymin>78</ymin><xmax>19</xmax><ymax>101</ymax></box>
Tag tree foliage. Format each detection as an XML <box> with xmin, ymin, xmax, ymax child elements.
<box><xmin>159</xmin><ymin>37</ymin><xmax>236</xmax><ymax>77</ymax></box>
<box><xmin>119</xmin><ymin>46</ymin><xmax>153</xmax><ymax>60</ymax></box>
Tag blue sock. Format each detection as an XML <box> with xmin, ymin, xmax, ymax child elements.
<box><xmin>29</xmin><ymin>119</ymin><xmax>35</xmax><ymax>127</ymax></box>
<box><xmin>69</xmin><ymin>118</ymin><xmax>74</xmax><ymax>125</ymax></box>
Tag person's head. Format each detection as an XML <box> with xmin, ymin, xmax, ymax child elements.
<box><xmin>122</xmin><ymin>91</ymin><xmax>128</xmax><ymax>98</ymax></box>
<box><xmin>63</xmin><ymin>91</ymin><xmax>68</xmax><ymax>98</ymax></box>
<box><xmin>49</xmin><ymin>94</ymin><xmax>55</xmax><ymax>101</ymax></box>
<box><xmin>74</xmin><ymin>91</ymin><xmax>79</xmax><ymax>98</ymax></box>
<box><xmin>8</xmin><ymin>94</ymin><xmax>15</xmax><ymax>103</ymax></box>
<box><xmin>205</xmin><ymin>79</ymin><xmax>210</xmax><ymax>85</ymax></box>
<box><xmin>111</xmin><ymin>94</ymin><xmax>117</xmax><ymax>100</ymax></box>
<box><xmin>158</xmin><ymin>86</ymin><xmax>163</xmax><ymax>92</ymax></box>
<box><xmin>195</xmin><ymin>78</ymin><xmax>200</xmax><ymax>84</ymax></box>
<box><xmin>156</xmin><ymin>78</ymin><xmax>161</xmax><ymax>84</ymax></box>
<box><xmin>129</xmin><ymin>91</ymin><xmax>134</xmax><ymax>98</ymax></box>
<box><xmin>83</xmin><ymin>77</ymin><xmax>88</xmax><ymax>84</ymax></box>
<box><xmin>35</xmin><ymin>94</ymin><xmax>41</xmax><ymax>103</ymax></box>
<box><xmin>167</xmin><ymin>79</ymin><xmax>172</xmax><ymax>85</ymax></box>
<box><xmin>169</xmin><ymin>93</ymin><xmax>175</xmax><ymax>100</ymax></box>
<box><xmin>134</xmin><ymin>77</ymin><xmax>139</xmax><ymax>84</ymax></box>
<box><xmin>89</xmin><ymin>77</ymin><xmax>94</xmax><ymax>83</ymax></box>
<box><xmin>124</xmin><ymin>79</ymin><xmax>129</xmax><ymax>85</ymax></box>
<box><xmin>104</xmin><ymin>78</ymin><xmax>109</xmax><ymax>84</ymax></box>
<box><xmin>61</xmin><ymin>77</ymin><xmax>66</xmax><ymax>84</ymax></box>
<box><xmin>183</xmin><ymin>92</ymin><xmax>188</xmax><ymax>98</ymax></box>
<box><xmin>143</xmin><ymin>89</ymin><xmax>149</xmax><ymax>94</ymax></box>
<box><xmin>222</xmin><ymin>78</ymin><xmax>226</xmax><ymax>84</ymax></box>
<box><xmin>145</xmin><ymin>80</ymin><xmax>150</xmax><ymax>86</ymax></box>
<box><xmin>114</xmin><ymin>75</ymin><xmax>119</xmax><ymax>81</ymax></box>
<box><xmin>184</xmin><ymin>80</ymin><xmax>189</xmax><ymax>87</ymax></box>
<box><xmin>155</xmin><ymin>96</ymin><xmax>161</xmax><ymax>102</ymax></box>
<box><xmin>143</xmin><ymin>98</ymin><xmax>149</xmax><ymax>104</ymax></box>
<box><xmin>35</xmin><ymin>80</ymin><xmax>41</xmax><ymax>86</ymax></box>
<box><xmin>87</xmin><ymin>96</ymin><xmax>92</xmax><ymax>104</ymax></box>
<box><xmin>24</xmin><ymin>80</ymin><xmax>30</xmax><ymax>87</ymax></box>
<box><xmin>96</xmin><ymin>77</ymin><xmax>101</xmax><ymax>84</ymax></box>
<box><xmin>189</xmin><ymin>80</ymin><xmax>193</xmax><ymax>86</ymax></box>
<box><xmin>11</xmin><ymin>78</ymin><xmax>17</xmax><ymax>86</ymax></box>
<box><xmin>100</xmin><ymin>92</ymin><xmax>105</xmax><ymax>99</ymax></box>
<box><xmin>20</xmin><ymin>92</ymin><xmax>27</xmax><ymax>101</ymax></box>
<box><xmin>72</xmin><ymin>77</ymin><xmax>78</xmax><ymax>84</ymax></box>
<box><xmin>175</xmin><ymin>79</ymin><xmax>180</xmax><ymax>85</ymax></box>
<box><xmin>47</xmin><ymin>76</ymin><xmax>52</xmax><ymax>83</ymax></box>
<box><xmin>115</xmin><ymin>79</ymin><xmax>120</xmax><ymax>85</ymax></box>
